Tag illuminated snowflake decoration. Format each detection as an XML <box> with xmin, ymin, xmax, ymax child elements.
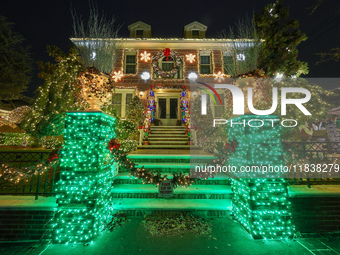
<box><xmin>185</xmin><ymin>54</ymin><xmax>196</xmax><ymax>63</ymax></box>
<box><xmin>112</xmin><ymin>70</ymin><xmax>124</xmax><ymax>82</ymax></box>
<box><xmin>140</xmin><ymin>51</ymin><xmax>151</xmax><ymax>62</ymax></box>
<box><xmin>214</xmin><ymin>71</ymin><xmax>226</xmax><ymax>82</ymax></box>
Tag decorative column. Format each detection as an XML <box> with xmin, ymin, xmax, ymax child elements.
<box><xmin>53</xmin><ymin>111</ymin><xmax>115</xmax><ymax>244</ymax></box>
<box><xmin>228</xmin><ymin>115</ymin><xmax>294</xmax><ymax>240</ymax></box>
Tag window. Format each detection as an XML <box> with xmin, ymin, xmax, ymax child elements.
<box><xmin>223</xmin><ymin>52</ymin><xmax>234</xmax><ymax>74</ymax></box>
<box><xmin>200</xmin><ymin>53</ymin><xmax>212</xmax><ymax>74</ymax></box>
<box><xmin>154</xmin><ymin>56</ymin><xmax>182</xmax><ymax>79</ymax></box>
<box><xmin>214</xmin><ymin>94</ymin><xmax>224</xmax><ymax>118</ymax></box>
<box><xmin>125</xmin><ymin>52</ymin><xmax>136</xmax><ymax>74</ymax></box>
<box><xmin>202</xmin><ymin>92</ymin><xmax>225</xmax><ymax>118</ymax></box>
<box><xmin>192</xmin><ymin>29</ymin><xmax>199</xmax><ymax>38</ymax></box>
<box><xmin>112</xmin><ymin>93</ymin><xmax>122</xmax><ymax>117</ymax></box>
<box><xmin>112</xmin><ymin>91</ymin><xmax>134</xmax><ymax>118</ymax></box>
<box><xmin>161</xmin><ymin>57</ymin><xmax>175</xmax><ymax>71</ymax></box>
<box><xmin>136</xmin><ymin>29</ymin><xmax>144</xmax><ymax>38</ymax></box>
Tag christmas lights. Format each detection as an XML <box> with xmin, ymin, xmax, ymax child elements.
<box><xmin>53</xmin><ymin>111</ymin><xmax>116</xmax><ymax>244</ymax></box>
<box><xmin>140</xmin><ymin>51</ymin><xmax>151</xmax><ymax>62</ymax></box>
<box><xmin>214</xmin><ymin>71</ymin><xmax>226</xmax><ymax>82</ymax></box>
<box><xmin>228</xmin><ymin>115</ymin><xmax>294</xmax><ymax>240</ymax></box>
<box><xmin>112</xmin><ymin>70</ymin><xmax>124</xmax><ymax>82</ymax></box>
<box><xmin>185</xmin><ymin>53</ymin><xmax>196</xmax><ymax>63</ymax></box>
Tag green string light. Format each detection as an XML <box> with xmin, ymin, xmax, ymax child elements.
<box><xmin>53</xmin><ymin>111</ymin><xmax>115</xmax><ymax>244</ymax></box>
<box><xmin>228</xmin><ymin>115</ymin><xmax>295</xmax><ymax>240</ymax></box>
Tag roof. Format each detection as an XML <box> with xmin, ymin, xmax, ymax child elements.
<box><xmin>184</xmin><ymin>21</ymin><xmax>207</xmax><ymax>31</ymax></box>
<box><xmin>128</xmin><ymin>21</ymin><xmax>151</xmax><ymax>30</ymax></box>
<box><xmin>70</xmin><ymin>37</ymin><xmax>258</xmax><ymax>50</ymax></box>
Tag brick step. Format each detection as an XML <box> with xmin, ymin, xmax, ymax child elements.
<box><xmin>111</xmin><ymin>184</ymin><xmax>231</xmax><ymax>199</ymax></box>
<box><xmin>148</xmin><ymin>134</ymin><xmax>188</xmax><ymax>138</ymax></box>
<box><xmin>114</xmin><ymin>173</ymin><xmax>230</xmax><ymax>185</ymax></box>
<box><xmin>148</xmin><ymin>138</ymin><xmax>188</xmax><ymax>141</ymax></box>
<box><xmin>149</xmin><ymin>141</ymin><xmax>189</xmax><ymax>145</ymax></box>
<box><xmin>127</xmin><ymin>154</ymin><xmax>217</xmax><ymax>164</ymax></box>
<box><xmin>138</xmin><ymin>145</ymin><xmax>200</xmax><ymax>149</ymax></box>
<box><xmin>112</xmin><ymin>198</ymin><xmax>232</xmax><ymax>213</ymax></box>
<box><xmin>150</xmin><ymin>126</ymin><xmax>186</xmax><ymax>129</ymax></box>
<box><xmin>150</xmin><ymin>130</ymin><xmax>186</xmax><ymax>134</ymax></box>
<box><xmin>121</xmin><ymin>210</ymin><xmax>229</xmax><ymax>217</ymax></box>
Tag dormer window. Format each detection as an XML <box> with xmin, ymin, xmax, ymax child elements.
<box><xmin>192</xmin><ymin>30</ymin><xmax>199</xmax><ymax>38</ymax></box>
<box><xmin>136</xmin><ymin>29</ymin><xmax>144</xmax><ymax>38</ymax></box>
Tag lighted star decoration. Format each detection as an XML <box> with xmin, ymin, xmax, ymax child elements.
<box><xmin>140</xmin><ymin>51</ymin><xmax>151</xmax><ymax>62</ymax></box>
<box><xmin>185</xmin><ymin>54</ymin><xmax>196</xmax><ymax>63</ymax></box>
<box><xmin>112</xmin><ymin>70</ymin><xmax>124</xmax><ymax>82</ymax></box>
<box><xmin>214</xmin><ymin>71</ymin><xmax>225</xmax><ymax>82</ymax></box>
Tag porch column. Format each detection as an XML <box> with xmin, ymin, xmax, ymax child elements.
<box><xmin>53</xmin><ymin>111</ymin><xmax>115</xmax><ymax>243</ymax></box>
<box><xmin>228</xmin><ymin>115</ymin><xmax>294</xmax><ymax>240</ymax></box>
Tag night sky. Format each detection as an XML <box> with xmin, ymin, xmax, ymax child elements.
<box><xmin>1</xmin><ymin>0</ymin><xmax>340</xmax><ymax>97</ymax></box>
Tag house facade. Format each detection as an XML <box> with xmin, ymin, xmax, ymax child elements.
<box><xmin>72</xmin><ymin>21</ymin><xmax>252</xmax><ymax>125</ymax></box>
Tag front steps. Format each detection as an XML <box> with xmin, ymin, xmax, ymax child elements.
<box><xmin>139</xmin><ymin>126</ymin><xmax>198</xmax><ymax>149</ymax></box>
<box><xmin>112</xmin><ymin>150</ymin><xmax>232</xmax><ymax>216</ymax></box>
<box><xmin>111</xmin><ymin>198</ymin><xmax>232</xmax><ymax>217</ymax></box>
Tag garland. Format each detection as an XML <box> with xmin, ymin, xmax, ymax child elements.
<box><xmin>109</xmin><ymin>138</ymin><xmax>215</xmax><ymax>188</ymax></box>
<box><xmin>152</xmin><ymin>48</ymin><xmax>182</xmax><ymax>78</ymax></box>
<box><xmin>0</xmin><ymin>148</ymin><xmax>60</xmax><ymax>183</ymax></box>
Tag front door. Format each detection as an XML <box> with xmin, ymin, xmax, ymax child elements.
<box><xmin>157</xmin><ymin>97</ymin><xmax>179</xmax><ymax>126</ymax></box>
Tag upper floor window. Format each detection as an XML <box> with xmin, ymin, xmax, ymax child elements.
<box><xmin>200</xmin><ymin>52</ymin><xmax>212</xmax><ymax>74</ymax></box>
<box><xmin>125</xmin><ymin>51</ymin><xmax>137</xmax><ymax>74</ymax></box>
<box><xmin>214</xmin><ymin>94</ymin><xmax>225</xmax><ymax>118</ymax></box>
<box><xmin>136</xmin><ymin>29</ymin><xmax>144</xmax><ymax>38</ymax></box>
<box><xmin>192</xmin><ymin>29</ymin><xmax>199</xmax><ymax>38</ymax></box>
<box><xmin>161</xmin><ymin>57</ymin><xmax>175</xmax><ymax>71</ymax></box>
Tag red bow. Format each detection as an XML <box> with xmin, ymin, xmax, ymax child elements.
<box><xmin>109</xmin><ymin>138</ymin><xmax>121</xmax><ymax>151</ymax></box>
<box><xmin>163</xmin><ymin>48</ymin><xmax>171</xmax><ymax>60</ymax></box>
<box><xmin>225</xmin><ymin>139</ymin><xmax>238</xmax><ymax>153</ymax></box>
<box><xmin>47</xmin><ymin>148</ymin><xmax>60</xmax><ymax>162</ymax></box>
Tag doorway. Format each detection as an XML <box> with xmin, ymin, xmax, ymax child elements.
<box><xmin>157</xmin><ymin>96</ymin><xmax>179</xmax><ymax>126</ymax></box>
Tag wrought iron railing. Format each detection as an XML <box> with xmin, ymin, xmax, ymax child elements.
<box><xmin>282</xmin><ymin>141</ymin><xmax>340</xmax><ymax>187</ymax></box>
<box><xmin>0</xmin><ymin>150</ymin><xmax>59</xmax><ymax>199</ymax></box>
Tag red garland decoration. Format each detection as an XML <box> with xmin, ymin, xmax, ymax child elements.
<box><xmin>109</xmin><ymin>138</ymin><xmax>216</xmax><ymax>188</ymax></box>
<box><xmin>47</xmin><ymin>148</ymin><xmax>61</xmax><ymax>162</ymax></box>
<box><xmin>225</xmin><ymin>139</ymin><xmax>238</xmax><ymax>153</ymax></box>
<box><xmin>108</xmin><ymin>138</ymin><xmax>121</xmax><ymax>151</ymax></box>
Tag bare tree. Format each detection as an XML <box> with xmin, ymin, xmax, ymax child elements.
<box><xmin>219</xmin><ymin>16</ymin><xmax>261</xmax><ymax>77</ymax></box>
<box><xmin>70</xmin><ymin>1</ymin><xmax>121</xmax><ymax>74</ymax></box>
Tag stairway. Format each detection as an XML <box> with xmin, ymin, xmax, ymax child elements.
<box><xmin>111</xmin><ymin>151</ymin><xmax>232</xmax><ymax>217</ymax></box>
<box><xmin>139</xmin><ymin>126</ymin><xmax>198</xmax><ymax>149</ymax></box>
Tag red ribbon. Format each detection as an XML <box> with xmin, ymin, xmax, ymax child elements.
<box><xmin>163</xmin><ymin>48</ymin><xmax>171</xmax><ymax>60</ymax></box>
<box><xmin>109</xmin><ymin>138</ymin><xmax>121</xmax><ymax>151</ymax></box>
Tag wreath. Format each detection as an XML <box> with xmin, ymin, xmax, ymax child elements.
<box><xmin>109</xmin><ymin>138</ymin><xmax>216</xmax><ymax>188</ymax></box>
<box><xmin>152</xmin><ymin>48</ymin><xmax>182</xmax><ymax>78</ymax></box>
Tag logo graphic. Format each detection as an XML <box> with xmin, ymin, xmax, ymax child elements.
<box><xmin>196</xmin><ymin>82</ymin><xmax>223</xmax><ymax>115</ymax></box>
<box><xmin>200</xmin><ymin>84</ymin><xmax>311</xmax><ymax>116</ymax></box>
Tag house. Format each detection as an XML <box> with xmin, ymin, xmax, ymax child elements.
<box><xmin>71</xmin><ymin>21</ymin><xmax>253</xmax><ymax>125</ymax></box>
